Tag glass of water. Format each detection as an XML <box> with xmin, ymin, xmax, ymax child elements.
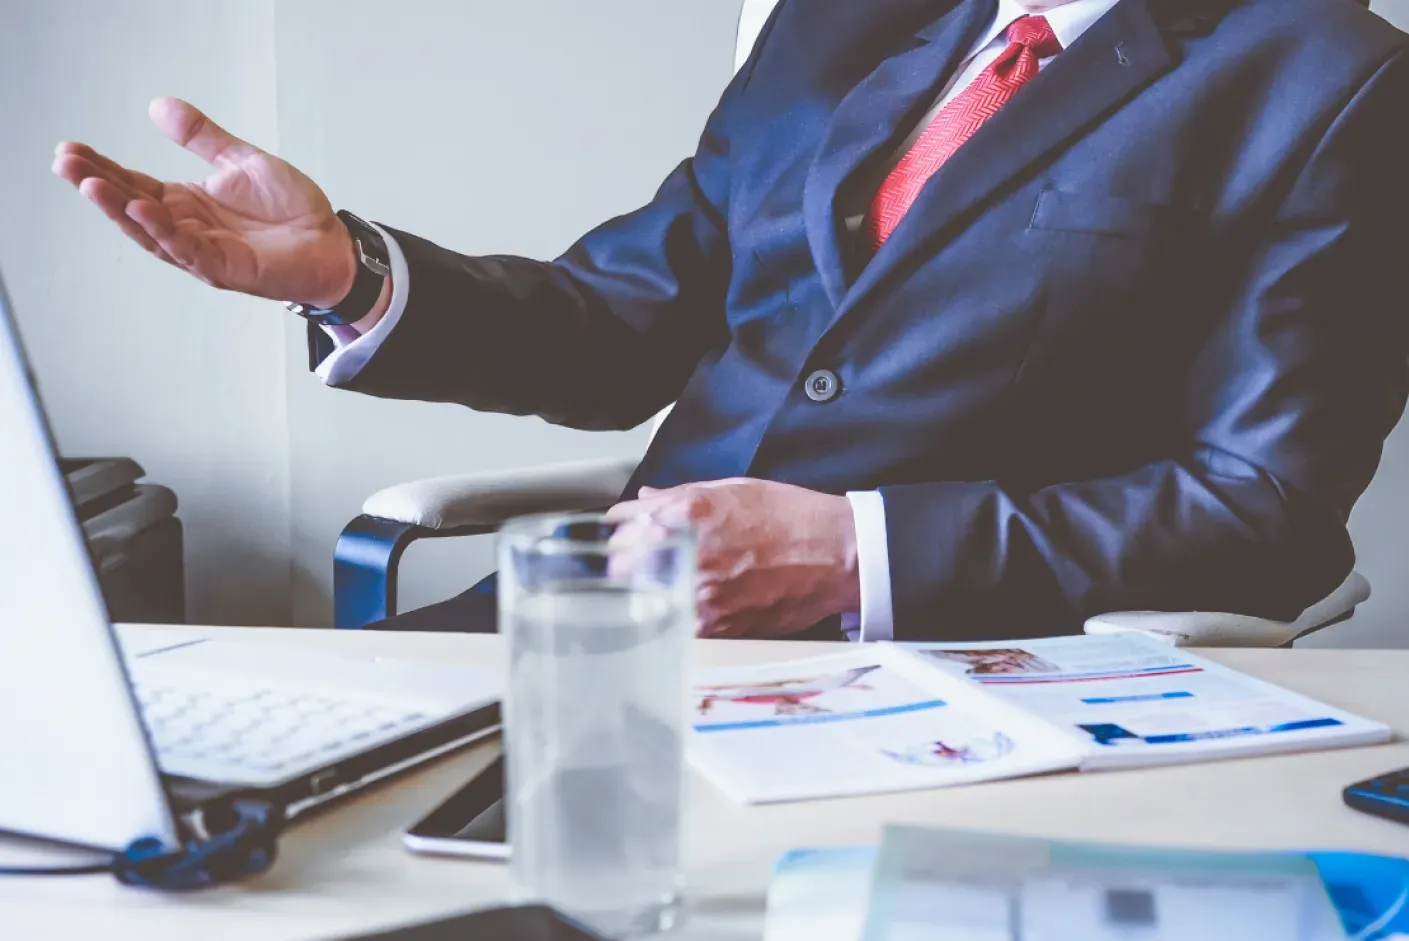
<box><xmin>499</xmin><ymin>511</ymin><xmax>695</xmax><ymax>937</ymax></box>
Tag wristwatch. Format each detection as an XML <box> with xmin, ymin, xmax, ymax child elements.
<box><xmin>285</xmin><ymin>211</ymin><xmax>390</xmax><ymax>327</ymax></box>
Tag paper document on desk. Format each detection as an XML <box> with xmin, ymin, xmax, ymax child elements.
<box><xmin>861</xmin><ymin>827</ymin><xmax>1350</xmax><ymax>941</ymax></box>
<box><xmin>688</xmin><ymin>634</ymin><xmax>1389</xmax><ymax>803</ymax></box>
<box><xmin>688</xmin><ymin>646</ymin><xmax>1086</xmax><ymax>803</ymax></box>
<box><xmin>907</xmin><ymin>634</ymin><xmax>1392</xmax><ymax>770</ymax></box>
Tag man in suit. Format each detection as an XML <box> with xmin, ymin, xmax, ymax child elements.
<box><xmin>54</xmin><ymin>0</ymin><xmax>1409</xmax><ymax>641</ymax></box>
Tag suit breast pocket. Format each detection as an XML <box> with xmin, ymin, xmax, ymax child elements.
<box><xmin>1028</xmin><ymin>189</ymin><xmax>1197</xmax><ymax>239</ymax></box>
<box><xmin>1012</xmin><ymin>186</ymin><xmax>1211</xmax><ymax>397</ymax></box>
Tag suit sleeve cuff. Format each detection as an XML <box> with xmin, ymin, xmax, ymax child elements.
<box><xmin>315</xmin><ymin>222</ymin><xmax>411</xmax><ymax>386</ymax></box>
<box><xmin>846</xmin><ymin>490</ymin><xmax>895</xmax><ymax>643</ymax></box>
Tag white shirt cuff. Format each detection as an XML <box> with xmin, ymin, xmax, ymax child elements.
<box><xmin>315</xmin><ymin>223</ymin><xmax>411</xmax><ymax>386</ymax></box>
<box><xmin>846</xmin><ymin>490</ymin><xmax>895</xmax><ymax>643</ymax></box>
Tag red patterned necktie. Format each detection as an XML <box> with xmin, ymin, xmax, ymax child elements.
<box><xmin>865</xmin><ymin>15</ymin><xmax>1063</xmax><ymax>251</ymax></box>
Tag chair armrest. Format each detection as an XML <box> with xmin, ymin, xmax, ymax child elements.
<box><xmin>334</xmin><ymin>457</ymin><xmax>640</xmax><ymax>629</ymax></box>
<box><xmin>1083</xmin><ymin>571</ymin><xmax>1371</xmax><ymax>648</ymax></box>
<box><xmin>362</xmin><ymin>457</ymin><xmax>639</xmax><ymax>530</ymax></box>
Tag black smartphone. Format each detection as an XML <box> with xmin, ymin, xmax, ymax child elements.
<box><xmin>1343</xmin><ymin>765</ymin><xmax>1409</xmax><ymax>826</ymax></box>
<box><xmin>403</xmin><ymin>752</ymin><xmax>508</xmax><ymax>860</ymax></box>
<box><xmin>338</xmin><ymin>904</ymin><xmax>606</xmax><ymax>940</ymax></box>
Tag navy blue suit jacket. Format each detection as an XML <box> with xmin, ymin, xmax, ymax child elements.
<box><xmin>324</xmin><ymin>0</ymin><xmax>1409</xmax><ymax>640</ymax></box>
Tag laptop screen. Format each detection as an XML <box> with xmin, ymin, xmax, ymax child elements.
<box><xmin>0</xmin><ymin>274</ymin><xmax>113</xmax><ymax>644</ymax></box>
<box><xmin>0</xmin><ymin>271</ymin><xmax>179</xmax><ymax>851</ymax></box>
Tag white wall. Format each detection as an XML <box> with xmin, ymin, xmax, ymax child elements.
<box><xmin>0</xmin><ymin>0</ymin><xmax>293</xmax><ymax>627</ymax></box>
<box><xmin>1374</xmin><ymin>0</ymin><xmax>1409</xmax><ymax>29</ymax></box>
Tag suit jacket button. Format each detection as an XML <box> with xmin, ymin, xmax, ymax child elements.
<box><xmin>804</xmin><ymin>368</ymin><xmax>840</xmax><ymax>403</ymax></box>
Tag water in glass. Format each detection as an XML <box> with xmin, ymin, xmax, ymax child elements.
<box><xmin>504</xmin><ymin>573</ymin><xmax>691</xmax><ymax>937</ymax></box>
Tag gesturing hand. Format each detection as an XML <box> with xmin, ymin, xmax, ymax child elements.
<box><xmin>52</xmin><ymin>97</ymin><xmax>357</xmax><ymax>309</ymax></box>
<box><xmin>607</xmin><ymin>478</ymin><xmax>861</xmax><ymax>639</ymax></box>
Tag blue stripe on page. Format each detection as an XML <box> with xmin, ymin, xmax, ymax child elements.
<box><xmin>1142</xmin><ymin>717</ymin><xmax>1344</xmax><ymax>744</ymax></box>
<box><xmin>694</xmin><ymin>698</ymin><xmax>947</xmax><ymax>733</ymax></box>
<box><xmin>1082</xmin><ymin>691</ymin><xmax>1195</xmax><ymax>705</ymax></box>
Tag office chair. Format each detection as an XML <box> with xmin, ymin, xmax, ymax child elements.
<box><xmin>331</xmin><ymin>0</ymin><xmax>1373</xmax><ymax>647</ymax></box>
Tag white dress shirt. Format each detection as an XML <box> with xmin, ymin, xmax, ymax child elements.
<box><xmin>316</xmin><ymin>0</ymin><xmax>1120</xmax><ymax>641</ymax></box>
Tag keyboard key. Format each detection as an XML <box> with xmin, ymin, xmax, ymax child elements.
<box><xmin>130</xmin><ymin>676</ymin><xmax>435</xmax><ymax>783</ymax></box>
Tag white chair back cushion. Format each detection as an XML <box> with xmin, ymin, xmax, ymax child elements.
<box><xmin>649</xmin><ymin>0</ymin><xmax>781</xmax><ymax>442</ymax></box>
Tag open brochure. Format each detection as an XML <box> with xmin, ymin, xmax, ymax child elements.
<box><xmin>687</xmin><ymin>633</ymin><xmax>1390</xmax><ymax>803</ymax></box>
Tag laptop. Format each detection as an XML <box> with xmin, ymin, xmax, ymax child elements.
<box><xmin>0</xmin><ymin>271</ymin><xmax>501</xmax><ymax>853</ymax></box>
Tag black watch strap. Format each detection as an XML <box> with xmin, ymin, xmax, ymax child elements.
<box><xmin>286</xmin><ymin>211</ymin><xmax>390</xmax><ymax>327</ymax></box>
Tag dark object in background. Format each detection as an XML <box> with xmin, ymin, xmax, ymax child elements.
<box><xmin>62</xmin><ymin>458</ymin><xmax>184</xmax><ymax>624</ymax></box>
<box><xmin>336</xmin><ymin>905</ymin><xmax>609</xmax><ymax>940</ymax></box>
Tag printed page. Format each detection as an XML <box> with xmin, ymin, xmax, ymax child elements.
<box><xmin>687</xmin><ymin>646</ymin><xmax>1085</xmax><ymax>803</ymax></box>
<box><xmin>860</xmin><ymin>826</ymin><xmax>1348</xmax><ymax>941</ymax></box>
<box><xmin>900</xmin><ymin>635</ymin><xmax>1390</xmax><ymax>770</ymax></box>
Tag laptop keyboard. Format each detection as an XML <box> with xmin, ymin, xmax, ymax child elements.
<box><xmin>134</xmin><ymin>679</ymin><xmax>430</xmax><ymax>784</ymax></box>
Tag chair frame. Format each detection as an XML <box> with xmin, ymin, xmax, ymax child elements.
<box><xmin>333</xmin><ymin>518</ymin><xmax>493</xmax><ymax>629</ymax></box>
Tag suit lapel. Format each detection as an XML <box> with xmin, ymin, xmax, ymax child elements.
<box><xmin>837</xmin><ymin>0</ymin><xmax>1180</xmax><ymax>322</ymax></box>
<box><xmin>802</xmin><ymin>0</ymin><xmax>996</xmax><ymax>312</ymax></box>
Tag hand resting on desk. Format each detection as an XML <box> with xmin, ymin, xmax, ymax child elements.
<box><xmin>607</xmin><ymin>478</ymin><xmax>861</xmax><ymax>639</ymax></box>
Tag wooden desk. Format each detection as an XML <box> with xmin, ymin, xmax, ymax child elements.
<box><xmin>2</xmin><ymin>627</ymin><xmax>1406</xmax><ymax>940</ymax></box>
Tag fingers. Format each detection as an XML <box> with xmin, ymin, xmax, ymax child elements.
<box><xmin>51</xmin><ymin>137</ymin><xmax>212</xmax><ymax>271</ymax></box>
<box><xmin>696</xmin><ymin>603</ymin><xmax>753</xmax><ymax>638</ymax></box>
<box><xmin>74</xmin><ymin>174</ymin><xmax>131</xmax><ymax>219</ymax></box>
<box><xmin>56</xmin><ymin>153</ymin><xmax>142</xmax><ymax>211</ymax></box>
<box><xmin>607</xmin><ymin>484</ymin><xmax>753</xmax><ymax>636</ymax></box>
<box><xmin>605</xmin><ymin>491</ymin><xmax>690</xmax><ymax>531</ymax></box>
<box><xmin>54</xmin><ymin>146</ymin><xmax>176</xmax><ymax>264</ymax></box>
<box><xmin>53</xmin><ymin>142</ymin><xmax>164</xmax><ymax>199</ymax></box>
<box><xmin>695</xmin><ymin>579</ymin><xmax>742</xmax><ymax>638</ymax></box>
<box><xmin>604</xmin><ymin>485</ymin><xmax>674</xmax><ymax>519</ymax></box>
<box><xmin>604</xmin><ymin>500</ymin><xmax>686</xmax><ymax>582</ymax></box>
<box><xmin>603</xmin><ymin>499</ymin><xmax>644</xmax><ymax>524</ymax></box>
<box><xmin>700</xmin><ymin>619</ymin><xmax>753</xmax><ymax>640</ymax></box>
<box><xmin>73</xmin><ymin>177</ymin><xmax>174</xmax><ymax>264</ymax></box>
<box><xmin>148</xmin><ymin>97</ymin><xmax>258</xmax><ymax>166</ymax></box>
<box><xmin>124</xmin><ymin>199</ymin><xmax>216</xmax><ymax>276</ymax></box>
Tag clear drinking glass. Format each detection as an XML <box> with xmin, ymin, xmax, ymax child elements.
<box><xmin>499</xmin><ymin>512</ymin><xmax>695</xmax><ymax>937</ymax></box>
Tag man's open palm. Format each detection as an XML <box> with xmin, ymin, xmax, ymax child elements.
<box><xmin>52</xmin><ymin>97</ymin><xmax>355</xmax><ymax>307</ymax></box>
